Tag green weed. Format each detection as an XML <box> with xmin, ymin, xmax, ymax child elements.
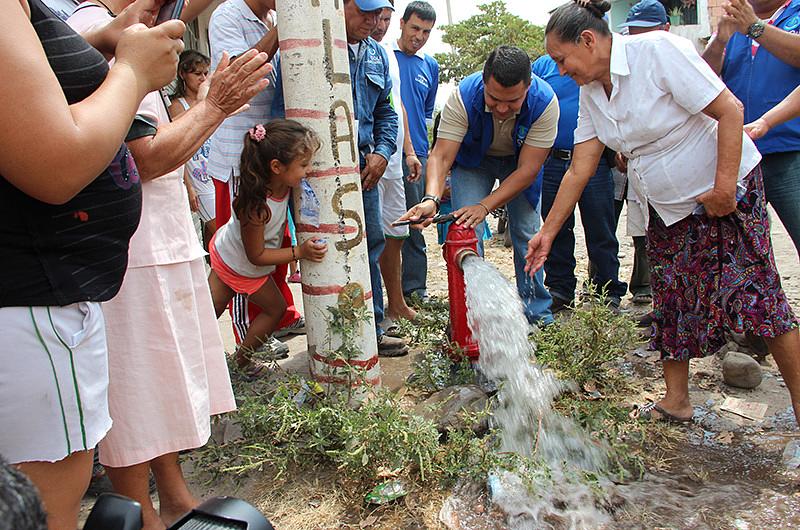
<box><xmin>534</xmin><ymin>299</ymin><xmax>639</xmax><ymax>389</ymax></box>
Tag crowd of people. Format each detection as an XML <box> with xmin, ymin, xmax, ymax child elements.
<box><xmin>1</xmin><ymin>0</ymin><xmax>799</xmax><ymax>528</ymax></box>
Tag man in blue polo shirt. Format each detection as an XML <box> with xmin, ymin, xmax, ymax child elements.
<box><xmin>703</xmin><ymin>0</ymin><xmax>800</xmax><ymax>256</ymax></box>
<box><xmin>393</xmin><ymin>1</ymin><xmax>439</xmax><ymax>302</ymax></box>
<box><xmin>533</xmin><ymin>53</ymin><xmax>626</xmax><ymax>313</ymax></box>
<box><xmin>399</xmin><ymin>46</ymin><xmax>559</xmax><ymax>326</ymax></box>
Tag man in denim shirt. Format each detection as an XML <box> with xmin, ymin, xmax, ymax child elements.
<box><xmin>274</xmin><ymin>0</ymin><xmax>404</xmax><ymax>355</ymax></box>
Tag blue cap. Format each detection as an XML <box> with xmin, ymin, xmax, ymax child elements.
<box><xmin>619</xmin><ymin>0</ymin><xmax>668</xmax><ymax>28</ymax></box>
<box><xmin>354</xmin><ymin>0</ymin><xmax>394</xmax><ymax>12</ymax></box>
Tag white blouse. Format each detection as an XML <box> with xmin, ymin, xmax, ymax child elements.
<box><xmin>574</xmin><ymin>32</ymin><xmax>761</xmax><ymax>227</ymax></box>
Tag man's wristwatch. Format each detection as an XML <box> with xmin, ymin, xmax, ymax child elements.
<box><xmin>747</xmin><ymin>19</ymin><xmax>767</xmax><ymax>40</ymax></box>
<box><xmin>421</xmin><ymin>194</ymin><xmax>441</xmax><ymax>211</ymax></box>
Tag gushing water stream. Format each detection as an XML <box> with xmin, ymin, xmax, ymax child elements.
<box><xmin>463</xmin><ymin>256</ymin><xmax>613</xmax><ymax>528</ymax></box>
<box><xmin>458</xmin><ymin>256</ymin><xmax>800</xmax><ymax>529</ymax></box>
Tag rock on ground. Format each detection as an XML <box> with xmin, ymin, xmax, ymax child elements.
<box><xmin>722</xmin><ymin>351</ymin><xmax>763</xmax><ymax>390</ymax></box>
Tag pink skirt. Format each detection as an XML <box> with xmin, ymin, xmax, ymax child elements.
<box><xmin>100</xmin><ymin>258</ymin><xmax>236</xmax><ymax>467</ymax></box>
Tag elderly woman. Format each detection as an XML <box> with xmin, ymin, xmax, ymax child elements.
<box><xmin>526</xmin><ymin>0</ymin><xmax>800</xmax><ymax>425</ymax></box>
<box><xmin>0</xmin><ymin>2</ymin><xmax>183</xmax><ymax>529</ymax></box>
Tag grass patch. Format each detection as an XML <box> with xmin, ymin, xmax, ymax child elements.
<box><xmin>534</xmin><ymin>299</ymin><xmax>640</xmax><ymax>390</ymax></box>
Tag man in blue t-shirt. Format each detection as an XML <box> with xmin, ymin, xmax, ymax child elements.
<box><xmin>703</xmin><ymin>0</ymin><xmax>800</xmax><ymax>256</ymax></box>
<box><xmin>534</xmin><ymin>54</ymin><xmax>627</xmax><ymax>312</ymax></box>
<box><xmin>399</xmin><ymin>46</ymin><xmax>560</xmax><ymax>326</ymax></box>
<box><xmin>392</xmin><ymin>1</ymin><xmax>439</xmax><ymax>302</ymax></box>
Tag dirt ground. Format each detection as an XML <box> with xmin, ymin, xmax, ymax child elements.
<box><xmin>79</xmin><ymin>204</ymin><xmax>799</xmax><ymax>529</ymax></box>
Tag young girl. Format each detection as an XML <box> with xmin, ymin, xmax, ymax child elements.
<box><xmin>209</xmin><ymin>120</ymin><xmax>326</xmax><ymax>376</ymax></box>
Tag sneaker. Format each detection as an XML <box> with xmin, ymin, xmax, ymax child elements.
<box><xmin>255</xmin><ymin>336</ymin><xmax>290</xmax><ymax>359</ymax></box>
<box><xmin>274</xmin><ymin>316</ymin><xmax>306</xmax><ymax>338</ymax></box>
<box><xmin>377</xmin><ymin>334</ymin><xmax>409</xmax><ymax>357</ymax></box>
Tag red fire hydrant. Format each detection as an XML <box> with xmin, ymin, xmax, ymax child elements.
<box><xmin>442</xmin><ymin>222</ymin><xmax>480</xmax><ymax>361</ymax></box>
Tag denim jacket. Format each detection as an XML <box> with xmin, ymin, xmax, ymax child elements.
<box><xmin>272</xmin><ymin>37</ymin><xmax>398</xmax><ymax>168</ymax></box>
<box><xmin>349</xmin><ymin>38</ymin><xmax>398</xmax><ymax>167</ymax></box>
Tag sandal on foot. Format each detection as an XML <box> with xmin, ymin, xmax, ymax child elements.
<box><xmin>237</xmin><ymin>360</ymin><xmax>270</xmax><ymax>379</ymax></box>
<box><xmin>377</xmin><ymin>334</ymin><xmax>409</xmax><ymax>357</ymax></box>
<box><xmin>379</xmin><ymin>317</ymin><xmax>403</xmax><ymax>338</ymax></box>
<box><xmin>631</xmin><ymin>402</ymin><xmax>693</xmax><ymax>424</ymax></box>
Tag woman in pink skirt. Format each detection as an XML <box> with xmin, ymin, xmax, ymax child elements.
<box><xmin>68</xmin><ymin>4</ymin><xmax>271</xmax><ymax>528</ymax></box>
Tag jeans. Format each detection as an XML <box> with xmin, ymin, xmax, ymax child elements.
<box><xmin>451</xmin><ymin>155</ymin><xmax>554</xmax><ymax>325</ymax></box>
<box><xmin>362</xmin><ymin>186</ymin><xmax>385</xmax><ymax>334</ymax></box>
<box><xmin>541</xmin><ymin>156</ymin><xmax>627</xmax><ymax>303</ymax></box>
<box><xmin>614</xmin><ymin>198</ymin><xmax>651</xmax><ymax>297</ymax></box>
<box><xmin>402</xmin><ymin>155</ymin><xmax>428</xmax><ymax>297</ymax></box>
<box><xmin>760</xmin><ymin>151</ymin><xmax>800</xmax><ymax>257</ymax></box>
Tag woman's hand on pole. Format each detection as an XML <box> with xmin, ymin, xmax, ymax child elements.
<box><xmin>298</xmin><ymin>238</ymin><xmax>328</xmax><ymax>262</ymax></box>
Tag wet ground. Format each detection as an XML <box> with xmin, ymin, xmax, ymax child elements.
<box><xmin>79</xmin><ymin>204</ymin><xmax>799</xmax><ymax>528</ymax></box>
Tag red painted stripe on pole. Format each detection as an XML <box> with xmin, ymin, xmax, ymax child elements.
<box><xmin>295</xmin><ymin>223</ymin><xmax>359</xmax><ymax>235</ymax></box>
<box><xmin>334</xmin><ymin>39</ymin><xmax>347</xmax><ymax>49</ymax></box>
<box><xmin>286</xmin><ymin>108</ymin><xmax>353</xmax><ymax>121</ymax></box>
<box><xmin>280</xmin><ymin>38</ymin><xmax>322</xmax><ymax>50</ymax></box>
<box><xmin>307</xmin><ymin>166</ymin><xmax>359</xmax><ymax>179</ymax></box>
<box><xmin>285</xmin><ymin>109</ymin><xmax>328</xmax><ymax>119</ymax></box>
<box><xmin>301</xmin><ymin>284</ymin><xmax>373</xmax><ymax>300</ymax></box>
<box><xmin>312</xmin><ymin>353</ymin><xmax>379</xmax><ymax>370</ymax></box>
<box><xmin>314</xmin><ymin>374</ymin><xmax>382</xmax><ymax>387</ymax></box>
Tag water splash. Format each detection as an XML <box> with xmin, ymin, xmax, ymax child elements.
<box><xmin>463</xmin><ymin>256</ymin><xmax>612</xmax><ymax>528</ymax></box>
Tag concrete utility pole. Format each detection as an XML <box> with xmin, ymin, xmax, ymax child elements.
<box><xmin>445</xmin><ymin>0</ymin><xmax>453</xmax><ymax>24</ymax></box>
<box><xmin>276</xmin><ymin>0</ymin><xmax>381</xmax><ymax>390</ymax></box>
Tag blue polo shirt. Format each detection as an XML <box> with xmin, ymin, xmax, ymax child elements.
<box><xmin>393</xmin><ymin>42</ymin><xmax>439</xmax><ymax>158</ymax></box>
<box><xmin>532</xmin><ymin>55</ymin><xmax>579</xmax><ymax>151</ymax></box>
<box><xmin>722</xmin><ymin>0</ymin><xmax>800</xmax><ymax>155</ymax></box>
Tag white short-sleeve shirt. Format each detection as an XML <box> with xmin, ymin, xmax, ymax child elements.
<box><xmin>207</xmin><ymin>0</ymin><xmax>278</xmax><ymax>182</ymax></box>
<box><xmin>574</xmin><ymin>32</ymin><xmax>761</xmax><ymax>227</ymax></box>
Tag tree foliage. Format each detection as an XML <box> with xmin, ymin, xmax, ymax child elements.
<box><xmin>434</xmin><ymin>1</ymin><xmax>546</xmax><ymax>83</ymax></box>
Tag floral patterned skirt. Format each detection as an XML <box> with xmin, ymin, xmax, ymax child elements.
<box><xmin>647</xmin><ymin>167</ymin><xmax>797</xmax><ymax>361</ymax></box>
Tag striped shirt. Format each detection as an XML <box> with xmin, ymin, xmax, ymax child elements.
<box><xmin>207</xmin><ymin>0</ymin><xmax>278</xmax><ymax>182</ymax></box>
<box><xmin>0</xmin><ymin>0</ymin><xmax>141</xmax><ymax>306</ymax></box>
